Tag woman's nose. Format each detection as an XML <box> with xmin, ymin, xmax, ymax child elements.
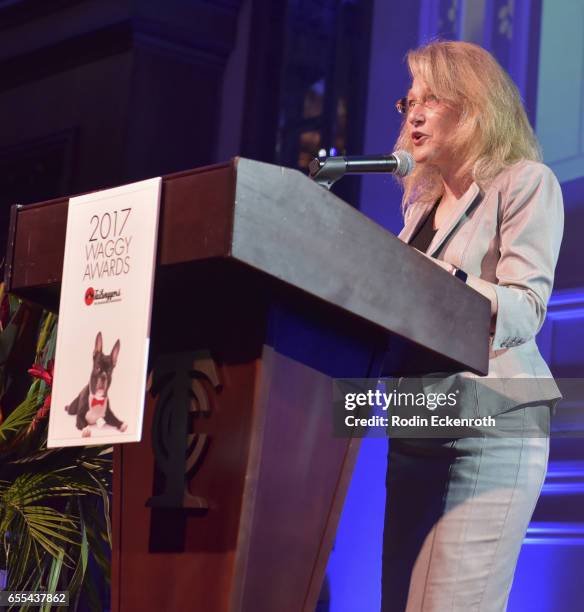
<box><xmin>408</xmin><ymin>107</ymin><xmax>425</xmax><ymax>125</ymax></box>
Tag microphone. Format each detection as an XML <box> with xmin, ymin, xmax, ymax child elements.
<box><xmin>309</xmin><ymin>150</ymin><xmax>415</xmax><ymax>189</ymax></box>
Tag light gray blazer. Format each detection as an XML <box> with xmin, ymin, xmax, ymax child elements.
<box><xmin>398</xmin><ymin>160</ymin><xmax>564</xmax><ymax>416</ymax></box>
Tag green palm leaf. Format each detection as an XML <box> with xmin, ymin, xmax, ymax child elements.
<box><xmin>0</xmin><ymin>385</ymin><xmax>44</xmax><ymax>444</ymax></box>
<box><xmin>40</xmin><ymin>551</ymin><xmax>64</xmax><ymax>612</ymax></box>
<box><xmin>0</xmin><ymin>301</ymin><xmax>111</xmax><ymax>606</ymax></box>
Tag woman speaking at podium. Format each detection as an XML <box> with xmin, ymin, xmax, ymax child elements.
<box><xmin>381</xmin><ymin>41</ymin><xmax>564</xmax><ymax>611</ymax></box>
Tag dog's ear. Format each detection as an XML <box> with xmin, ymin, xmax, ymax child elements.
<box><xmin>111</xmin><ymin>340</ymin><xmax>120</xmax><ymax>367</ymax></box>
<box><xmin>94</xmin><ymin>332</ymin><xmax>103</xmax><ymax>355</ymax></box>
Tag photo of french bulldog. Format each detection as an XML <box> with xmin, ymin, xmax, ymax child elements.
<box><xmin>65</xmin><ymin>331</ymin><xmax>127</xmax><ymax>437</ymax></box>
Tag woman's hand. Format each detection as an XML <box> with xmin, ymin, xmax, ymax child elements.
<box><xmin>418</xmin><ymin>251</ymin><xmax>499</xmax><ymax>317</ymax></box>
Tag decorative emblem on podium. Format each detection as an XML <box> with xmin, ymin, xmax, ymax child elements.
<box><xmin>146</xmin><ymin>351</ymin><xmax>221</xmax><ymax>509</ymax></box>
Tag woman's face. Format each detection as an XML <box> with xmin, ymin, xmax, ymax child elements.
<box><xmin>406</xmin><ymin>77</ymin><xmax>460</xmax><ymax>174</ymax></box>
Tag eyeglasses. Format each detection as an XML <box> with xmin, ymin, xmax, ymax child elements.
<box><xmin>395</xmin><ymin>94</ymin><xmax>440</xmax><ymax>115</ymax></box>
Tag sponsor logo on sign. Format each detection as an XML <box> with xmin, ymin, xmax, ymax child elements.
<box><xmin>84</xmin><ymin>287</ymin><xmax>121</xmax><ymax>305</ymax></box>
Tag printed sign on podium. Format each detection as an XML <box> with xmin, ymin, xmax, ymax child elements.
<box><xmin>48</xmin><ymin>178</ymin><xmax>161</xmax><ymax>448</ymax></box>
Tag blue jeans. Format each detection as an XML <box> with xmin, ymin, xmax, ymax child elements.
<box><xmin>381</xmin><ymin>404</ymin><xmax>550</xmax><ymax>612</ymax></box>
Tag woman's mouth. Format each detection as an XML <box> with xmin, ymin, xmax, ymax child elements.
<box><xmin>412</xmin><ymin>131</ymin><xmax>429</xmax><ymax>145</ymax></box>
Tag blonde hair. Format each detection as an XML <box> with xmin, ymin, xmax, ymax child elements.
<box><xmin>396</xmin><ymin>40</ymin><xmax>542</xmax><ymax>212</ymax></box>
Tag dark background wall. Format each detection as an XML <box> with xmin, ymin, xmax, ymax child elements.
<box><xmin>0</xmin><ymin>0</ymin><xmax>373</xmax><ymax>259</ymax></box>
<box><xmin>0</xmin><ymin>0</ymin><xmax>242</xmax><ymax>230</ymax></box>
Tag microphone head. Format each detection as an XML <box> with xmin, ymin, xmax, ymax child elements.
<box><xmin>393</xmin><ymin>150</ymin><xmax>415</xmax><ymax>177</ymax></box>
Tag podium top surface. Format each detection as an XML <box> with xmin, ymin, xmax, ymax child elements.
<box><xmin>5</xmin><ymin>157</ymin><xmax>490</xmax><ymax>374</ymax></box>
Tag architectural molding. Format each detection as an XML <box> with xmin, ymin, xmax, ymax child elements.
<box><xmin>0</xmin><ymin>1</ymin><xmax>242</xmax><ymax>92</ymax></box>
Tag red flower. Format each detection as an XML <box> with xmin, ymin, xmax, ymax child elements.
<box><xmin>28</xmin><ymin>360</ymin><xmax>54</xmax><ymax>387</ymax></box>
<box><xmin>27</xmin><ymin>360</ymin><xmax>54</xmax><ymax>432</ymax></box>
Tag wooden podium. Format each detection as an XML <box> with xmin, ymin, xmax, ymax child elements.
<box><xmin>4</xmin><ymin>158</ymin><xmax>490</xmax><ymax>611</ymax></box>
